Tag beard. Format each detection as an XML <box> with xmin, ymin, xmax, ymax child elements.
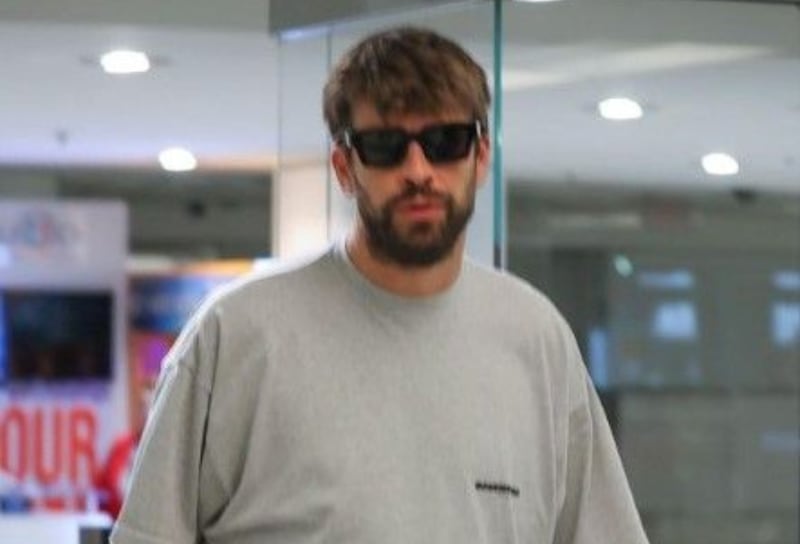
<box><xmin>355</xmin><ymin>176</ymin><xmax>476</xmax><ymax>267</ymax></box>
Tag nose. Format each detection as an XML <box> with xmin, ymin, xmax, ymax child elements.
<box><xmin>401</xmin><ymin>140</ymin><xmax>434</xmax><ymax>185</ymax></box>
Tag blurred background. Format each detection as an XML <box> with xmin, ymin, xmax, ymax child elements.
<box><xmin>0</xmin><ymin>1</ymin><xmax>798</xmax><ymax>543</ymax></box>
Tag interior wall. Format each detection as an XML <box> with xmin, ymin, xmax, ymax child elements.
<box><xmin>0</xmin><ymin>169</ymin><xmax>272</xmax><ymax>259</ymax></box>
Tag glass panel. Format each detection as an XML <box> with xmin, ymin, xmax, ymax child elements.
<box><xmin>331</xmin><ymin>7</ymin><xmax>497</xmax><ymax>265</ymax></box>
<box><xmin>504</xmin><ymin>1</ymin><xmax>800</xmax><ymax>543</ymax></box>
<box><xmin>276</xmin><ymin>2</ymin><xmax>498</xmax><ymax>265</ymax></box>
<box><xmin>272</xmin><ymin>31</ymin><xmax>332</xmax><ymax>257</ymax></box>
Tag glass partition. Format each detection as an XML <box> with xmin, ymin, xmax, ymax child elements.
<box><xmin>328</xmin><ymin>5</ymin><xmax>499</xmax><ymax>266</ymax></box>
<box><xmin>275</xmin><ymin>2</ymin><xmax>499</xmax><ymax>265</ymax></box>
<box><xmin>276</xmin><ymin>1</ymin><xmax>800</xmax><ymax>542</ymax></box>
<box><xmin>503</xmin><ymin>1</ymin><xmax>799</xmax><ymax>543</ymax></box>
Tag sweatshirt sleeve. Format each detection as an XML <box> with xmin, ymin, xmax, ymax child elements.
<box><xmin>110</xmin><ymin>307</ymin><xmax>220</xmax><ymax>544</ymax></box>
<box><xmin>552</xmin><ymin>327</ymin><xmax>650</xmax><ymax>544</ymax></box>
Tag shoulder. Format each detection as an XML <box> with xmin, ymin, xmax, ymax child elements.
<box><xmin>199</xmin><ymin>246</ymin><xmax>339</xmax><ymax>320</ymax></box>
<box><xmin>167</xmin><ymin>248</ymin><xmax>336</xmax><ymax>354</ymax></box>
<box><xmin>461</xmin><ymin>260</ymin><xmax>581</xmax><ymax>362</ymax></box>
<box><xmin>159</xmin><ymin>247</ymin><xmax>340</xmax><ymax>382</ymax></box>
<box><xmin>462</xmin><ymin>259</ymin><xmax>564</xmax><ymax>325</ymax></box>
<box><xmin>460</xmin><ymin>262</ymin><xmax>588</xmax><ymax>401</ymax></box>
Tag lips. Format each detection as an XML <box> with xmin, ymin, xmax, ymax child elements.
<box><xmin>396</xmin><ymin>198</ymin><xmax>445</xmax><ymax>219</ymax></box>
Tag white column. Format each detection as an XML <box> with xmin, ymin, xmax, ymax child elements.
<box><xmin>271</xmin><ymin>160</ymin><xmax>330</xmax><ymax>259</ymax></box>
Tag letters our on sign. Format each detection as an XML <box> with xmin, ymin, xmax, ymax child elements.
<box><xmin>0</xmin><ymin>404</ymin><xmax>98</xmax><ymax>488</ymax></box>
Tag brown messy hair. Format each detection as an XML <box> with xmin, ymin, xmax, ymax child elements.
<box><xmin>323</xmin><ymin>26</ymin><xmax>490</xmax><ymax>140</ymax></box>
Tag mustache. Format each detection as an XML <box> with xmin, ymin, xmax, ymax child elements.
<box><xmin>388</xmin><ymin>183</ymin><xmax>448</xmax><ymax>207</ymax></box>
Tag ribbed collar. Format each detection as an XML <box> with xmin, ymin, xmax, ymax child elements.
<box><xmin>330</xmin><ymin>237</ymin><xmax>468</xmax><ymax>316</ymax></box>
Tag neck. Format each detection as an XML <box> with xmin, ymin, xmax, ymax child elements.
<box><xmin>345</xmin><ymin>228</ymin><xmax>466</xmax><ymax>297</ymax></box>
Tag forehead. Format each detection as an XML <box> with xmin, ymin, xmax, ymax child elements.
<box><xmin>350</xmin><ymin>100</ymin><xmax>472</xmax><ymax>131</ymax></box>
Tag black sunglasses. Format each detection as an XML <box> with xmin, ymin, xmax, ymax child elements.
<box><xmin>342</xmin><ymin>121</ymin><xmax>482</xmax><ymax>168</ymax></box>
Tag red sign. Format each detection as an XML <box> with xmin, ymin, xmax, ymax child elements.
<box><xmin>0</xmin><ymin>404</ymin><xmax>98</xmax><ymax>487</ymax></box>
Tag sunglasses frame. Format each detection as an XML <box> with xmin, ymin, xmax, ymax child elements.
<box><xmin>342</xmin><ymin>120</ymin><xmax>483</xmax><ymax>168</ymax></box>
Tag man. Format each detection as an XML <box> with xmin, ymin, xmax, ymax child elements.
<box><xmin>111</xmin><ymin>27</ymin><xmax>649</xmax><ymax>544</ymax></box>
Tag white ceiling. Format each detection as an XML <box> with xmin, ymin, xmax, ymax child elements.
<box><xmin>0</xmin><ymin>0</ymin><xmax>798</xmax><ymax>194</ymax></box>
<box><xmin>500</xmin><ymin>0</ymin><xmax>800</xmax><ymax>193</ymax></box>
<box><xmin>0</xmin><ymin>0</ymin><xmax>278</xmax><ymax>171</ymax></box>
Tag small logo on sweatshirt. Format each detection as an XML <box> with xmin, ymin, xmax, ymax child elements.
<box><xmin>475</xmin><ymin>481</ymin><xmax>520</xmax><ymax>497</ymax></box>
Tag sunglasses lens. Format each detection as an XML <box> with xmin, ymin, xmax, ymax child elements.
<box><xmin>353</xmin><ymin>130</ymin><xmax>408</xmax><ymax>167</ymax></box>
<box><xmin>419</xmin><ymin>124</ymin><xmax>475</xmax><ymax>163</ymax></box>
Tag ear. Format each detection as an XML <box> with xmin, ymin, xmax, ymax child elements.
<box><xmin>331</xmin><ymin>145</ymin><xmax>356</xmax><ymax>196</ymax></box>
<box><xmin>474</xmin><ymin>135</ymin><xmax>491</xmax><ymax>188</ymax></box>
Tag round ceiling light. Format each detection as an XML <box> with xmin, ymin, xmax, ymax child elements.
<box><xmin>701</xmin><ymin>152</ymin><xmax>739</xmax><ymax>176</ymax></box>
<box><xmin>598</xmin><ymin>97</ymin><xmax>643</xmax><ymax>121</ymax></box>
<box><xmin>159</xmin><ymin>147</ymin><xmax>197</xmax><ymax>172</ymax></box>
<box><xmin>100</xmin><ymin>50</ymin><xmax>151</xmax><ymax>75</ymax></box>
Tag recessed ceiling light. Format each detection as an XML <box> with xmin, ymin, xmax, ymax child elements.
<box><xmin>159</xmin><ymin>147</ymin><xmax>197</xmax><ymax>172</ymax></box>
<box><xmin>598</xmin><ymin>97</ymin><xmax>643</xmax><ymax>121</ymax></box>
<box><xmin>613</xmin><ymin>254</ymin><xmax>634</xmax><ymax>277</ymax></box>
<box><xmin>100</xmin><ymin>50</ymin><xmax>151</xmax><ymax>75</ymax></box>
<box><xmin>701</xmin><ymin>152</ymin><xmax>739</xmax><ymax>176</ymax></box>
